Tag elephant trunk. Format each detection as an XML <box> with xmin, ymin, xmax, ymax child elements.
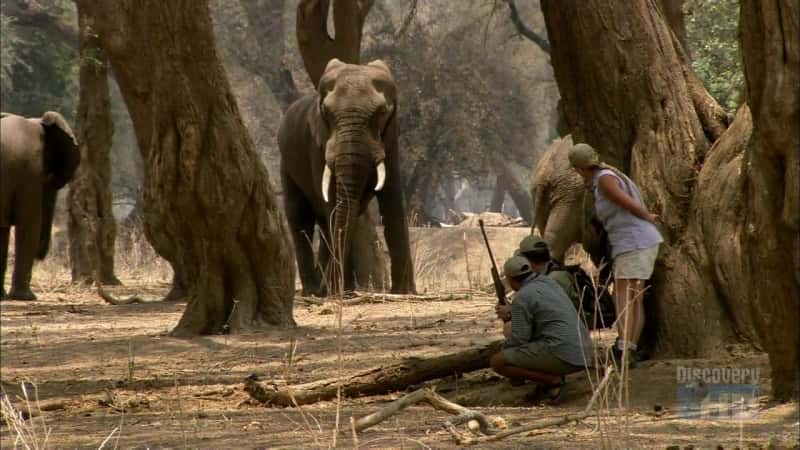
<box><xmin>38</xmin><ymin>186</ymin><xmax>58</xmax><ymax>260</ymax></box>
<box><xmin>329</xmin><ymin>155</ymin><xmax>371</xmax><ymax>293</ymax></box>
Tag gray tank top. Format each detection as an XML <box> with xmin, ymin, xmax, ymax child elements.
<box><xmin>593</xmin><ymin>169</ymin><xmax>663</xmax><ymax>257</ymax></box>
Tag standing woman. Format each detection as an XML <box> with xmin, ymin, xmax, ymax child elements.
<box><xmin>568</xmin><ymin>143</ymin><xmax>662</xmax><ymax>365</ymax></box>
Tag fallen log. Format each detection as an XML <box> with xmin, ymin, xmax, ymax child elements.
<box><xmin>298</xmin><ymin>292</ymin><xmax>494</xmax><ymax>306</ymax></box>
<box><xmin>244</xmin><ymin>340</ymin><xmax>503</xmax><ymax>406</ymax></box>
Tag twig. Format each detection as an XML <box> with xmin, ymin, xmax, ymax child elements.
<box><xmin>501</xmin><ymin>0</ymin><xmax>551</xmax><ymax>53</ymax></box>
<box><xmin>457</xmin><ymin>366</ymin><xmax>616</xmax><ymax>445</ymax></box>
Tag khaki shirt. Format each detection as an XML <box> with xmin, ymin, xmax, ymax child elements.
<box><xmin>547</xmin><ymin>269</ymin><xmax>580</xmax><ymax>311</ymax></box>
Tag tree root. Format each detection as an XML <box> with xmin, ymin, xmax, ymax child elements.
<box><xmin>95</xmin><ymin>276</ymin><xmax>144</xmax><ymax>305</ymax></box>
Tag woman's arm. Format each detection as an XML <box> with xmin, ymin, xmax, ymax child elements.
<box><xmin>597</xmin><ymin>174</ymin><xmax>658</xmax><ymax>223</ymax></box>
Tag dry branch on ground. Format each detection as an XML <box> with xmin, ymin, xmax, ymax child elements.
<box><xmin>297</xmin><ymin>291</ymin><xmax>494</xmax><ymax>306</ymax></box>
<box><xmin>244</xmin><ymin>340</ymin><xmax>503</xmax><ymax>406</ymax></box>
<box><xmin>352</xmin><ymin>387</ymin><xmax>506</xmax><ymax>434</ymax></box>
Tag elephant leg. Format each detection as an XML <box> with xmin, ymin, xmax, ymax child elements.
<box><xmin>10</xmin><ymin>219</ymin><xmax>40</xmax><ymax>301</ymax></box>
<box><xmin>282</xmin><ymin>175</ymin><xmax>322</xmax><ymax>296</ymax></box>
<box><xmin>377</xmin><ymin>187</ymin><xmax>416</xmax><ymax>294</ymax></box>
<box><xmin>316</xmin><ymin>226</ymin><xmax>331</xmax><ymax>296</ymax></box>
<box><xmin>320</xmin><ymin>222</ymin><xmax>356</xmax><ymax>296</ymax></box>
<box><xmin>0</xmin><ymin>226</ymin><xmax>8</xmax><ymax>299</ymax></box>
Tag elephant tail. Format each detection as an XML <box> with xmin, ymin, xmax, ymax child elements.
<box><xmin>36</xmin><ymin>239</ymin><xmax>50</xmax><ymax>260</ymax></box>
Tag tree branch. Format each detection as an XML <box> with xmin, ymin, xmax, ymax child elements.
<box><xmin>502</xmin><ymin>0</ymin><xmax>550</xmax><ymax>53</ymax></box>
<box><xmin>296</xmin><ymin>0</ymin><xmax>374</xmax><ymax>87</ymax></box>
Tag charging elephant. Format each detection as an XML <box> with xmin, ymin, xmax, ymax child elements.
<box><xmin>278</xmin><ymin>59</ymin><xmax>415</xmax><ymax>296</ymax></box>
<box><xmin>1</xmin><ymin>112</ymin><xmax>80</xmax><ymax>300</ymax></box>
<box><xmin>530</xmin><ymin>135</ymin><xmax>609</xmax><ymax>267</ymax></box>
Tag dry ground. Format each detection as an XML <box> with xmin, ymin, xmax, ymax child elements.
<box><xmin>1</xmin><ymin>227</ymin><xmax>798</xmax><ymax>449</ymax></box>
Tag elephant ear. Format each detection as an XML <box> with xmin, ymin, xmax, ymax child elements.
<box><xmin>367</xmin><ymin>59</ymin><xmax>391</xmax><ymax>73</ymax></box>
<box><xmin>40</xmin><ymin>111</ymin><xmax>80</xmax><ymax>189</ymax></box>
<box><xmin>307</xmin><ymin>95</ymin><xmax>331</xmax><ymax>149</ymax></box>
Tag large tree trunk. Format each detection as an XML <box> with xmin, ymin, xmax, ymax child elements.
<box><xmin>296</xmin><ymin>0</ymin><xmax>375</xmax><ymax>87</ymax></box>
<box><xmin>735</xmin><ymin>0</ymin><xmax>799</xmax><ymax>401</ymax></box>
<box><xmin>488</xmin><ymin>176</ymin><xmax>505</xmax><ymax>213</ymax></box>
<box><xmin>78</xmin><ymin>0</ymin><xmax>296</xmax><ymax>337</ymax></box>
<box><xmin>67</xmin><ymin>8</ymin><xmax>120</xmax><ymax>286</ymax></box>
<box><xmin>657</xmin><ymin>0</ymin><xmax>731</xmax><ymax>143</ymax></box>
<box><xmin>492</xmin><ymin>158</ymin><xmax>533</xmax><ymax>223</ymax></box>
<box><xmin>541</xmin><ymin>0</ymin><xmax>799</xmax><ymax>401</ymax></box>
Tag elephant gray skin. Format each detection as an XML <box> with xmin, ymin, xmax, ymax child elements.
<box><xmin>1</xmin><ymin>111</ymin><xmax>80</xmax><ymax>300</ymax></box>
<box><xmin>278</xmin><ymin>59</ymin><xmax>415</xmax><ymax>296</ymax></box>
<box><xmin>530</xmin><ymin>135</ymin><xmax>609</xmax><ymax>268</ymax></box>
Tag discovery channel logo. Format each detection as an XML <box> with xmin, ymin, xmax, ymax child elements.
<box><xmin>675</xmin><ymin>366</ymin><xmax>760</xmax><ymax>420</ymax></box>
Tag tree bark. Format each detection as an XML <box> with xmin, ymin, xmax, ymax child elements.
<box><xmin>736</xmin><ymin>0</ymin><xmax>799</xmax><ymax>401</ymax></box>
<box><xmin>541</xmin><ymin>0</ymin><xmax>799</xmax><ymax>401</ymax></box>
<box><xmin>658</xmin><ymin>0</ymin><xmax>731</xmax><ymax>144</ymax></box>
<box><xmin>489</xmin><ymin>175</ymin><xmax>505</xmax><ymax>213</ymax></box>
<box><xmin>244</xmin><ymin>340</ymin><xmax>502</xmax><ymax>406</ymax></box>
<box><xmin>67</xmin><ymin>8</ymin><xmax>120</xmax><ymax>286</ymax></box>
<box><xmin>77</xmin><ymin>0</ymin><xmax>296</xmax><ymax>337</ymax></box>
<box><xmin>659</xmin><ymin>0</ymin><xmax>688</xmax><ymax>53</ymax></box>
<box><xmin>492</xmin><ymin>157</ymin><xmax>533</xmax><ymax>223</ymax></box>
<box><xmin>296</xmin><ymin>0</ymin><xmax>375</xmax><ymax>87</ymax></box>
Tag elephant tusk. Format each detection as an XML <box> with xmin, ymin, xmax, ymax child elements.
<box><xmin>375</xmin><ymin>161</ymin><xmax>386</xmax><ymax>191</ymax></box>
<box><xmin>322</xmin><ymin>164</ymin><xmax>332</xmax><ymax>202</ymax></box>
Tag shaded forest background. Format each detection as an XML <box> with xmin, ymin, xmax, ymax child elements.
<box><xmin>0</xmin><ymin>0</ymin><xmax>742</xmax><ymax>225</ymax></box>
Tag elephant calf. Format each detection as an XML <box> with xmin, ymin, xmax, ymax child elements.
<box><xmin>1</xmin><ymin>112</ymin><xmax>79</xmax><ymax>300</ymax></box>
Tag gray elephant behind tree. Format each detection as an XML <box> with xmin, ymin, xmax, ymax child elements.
<box><xmin>278</xmin><ymin>59</ymin><xmax>415</xmax><ymax>296</ymax></box>
<box><xmin>1</xmin><ymin>111</ymin><xmax>80</xmax><ymax>300</ymax></box>
<box><xmin>530</xmin><ymin>135</ymin><xmax>609</xmax><ymax>267</ymax></box>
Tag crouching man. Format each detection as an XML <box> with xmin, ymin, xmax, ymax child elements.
<box><xmin>490</xmin><ymin>256</ymin><xmax>595</xmax><ymax>401</ymax></box>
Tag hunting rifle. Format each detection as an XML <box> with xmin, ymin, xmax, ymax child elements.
<box><xmin>478</xmin><ymin>219</ymin><xmax>507</xmax><ymax>306</ymax></box>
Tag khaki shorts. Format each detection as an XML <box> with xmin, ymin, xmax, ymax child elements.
<box><xmin>503</xmin><ymin>341</ymin><xmax>582</xmax><ymax>375</ymax></box>
<box><xmin>614</xmin><ymin>244</ymin><xmax>660</xmax><ymax>280</ymax></box>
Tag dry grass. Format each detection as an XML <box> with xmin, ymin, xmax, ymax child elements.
<box><xmin>2</xmin><ymin>226</ymin><xmax>797</xmax><ymax>448</ymax></box>
<box><xmin>1</xmin><ymin>382</ymin><xmax>51</xmax><ymax>450</ymax></box>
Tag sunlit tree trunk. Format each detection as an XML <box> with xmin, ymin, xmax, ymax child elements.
<box><xmin>78</xmin><ymin>0</ymin><xmax>296</xmax><ymax>337</ymax></box>
<box><xmin>67</xmin><ymin>7</ymin><xmax>120</xmax><ymax>286</ymax></box>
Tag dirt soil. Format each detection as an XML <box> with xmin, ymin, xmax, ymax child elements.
<box><xmin>1</xmin><ymin>227</ymin><xmax>798</xmax><ymax>449</ymax></box>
